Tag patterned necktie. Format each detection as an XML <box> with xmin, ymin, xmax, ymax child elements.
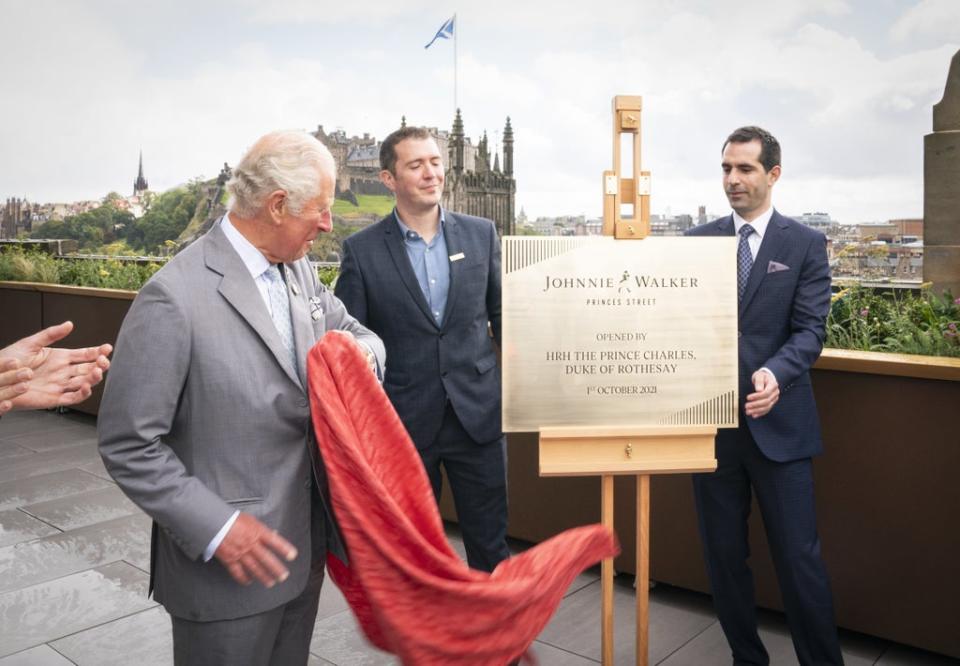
<box><xmin>737</xmin><ymin>224</ymin><xmax>755</xmax><ymax>300</ymax></box>
<box><xmin>263</xmin><ymin>265</ymin><xmax>297</xmax><ymax>369</ymax></box>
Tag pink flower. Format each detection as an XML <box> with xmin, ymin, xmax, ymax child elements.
<box><xmin>859</xmin><ymin>308</ymin><xmax>869</xmax><ymax>317</ymax></box>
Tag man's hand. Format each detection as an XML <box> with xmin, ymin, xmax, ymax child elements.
<box><xmin>0</xmin><ymin>321</ymin><xmax>112</xmax><ymax>413</ymax></box>
<box><xmin>328</xmin><ymin>330</ymin><xmax>377</xmax><ymax>372</ymax></box>
<box><xmin>0</xmin><ymin>358</ymin><xmax>31</xmax><ymax>414</ymax></box>
<box><xmin>214</xmin><ymin>513</ymin><xmax>298</xmax><ymax>587</ymax></box>
<box><xmin>745</xmin><ymin>369</ymin><xmax>780</xmax><ymax>419</ymax></box>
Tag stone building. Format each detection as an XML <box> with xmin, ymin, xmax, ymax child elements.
<box><xmin>442</xmin><ymin>110</ymin><xmax>516</xmax><ymax>236</ymax></box>
<box><xmin>1</xmin><ymin>198</ymin><xmax>35</xmax><ymax>239</ymax></box>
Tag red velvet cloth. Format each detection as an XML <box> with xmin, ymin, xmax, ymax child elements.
<box><xmin>307</xmin><ymin>333</ymin><xmax>619</xmax><ymax>665</ymax></box>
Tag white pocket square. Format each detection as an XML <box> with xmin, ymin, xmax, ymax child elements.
<box><xmin>767</xmin><ymin>261</ymin><xmax>790</xmax><ymax>273</ymax></box>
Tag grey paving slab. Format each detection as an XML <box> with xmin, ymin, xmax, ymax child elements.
<box><xmin>0</xmin><ymin>468</ymin><xmax>114</xmax><ymax>512</ymax></box>
<box><xmin>658</xmin><ymin>613</ymin><xmax>883</xmax><ymax>666</ymax></box>
<box><xmin>20</xmin><ymin>486</ymin><xmax>140</xmax><ymax>531</ymax></box>
<box><xmin>527</xmin><ymin>640</ymin><xmax>600</xmax><ymax>664</ymax></box>
<box><xmin>4</xmin><ymin>428</ymin><xmax>98</xmax><ymax>453</ymax></box>
<box><xmin>537</xmin><ymin>578</ymin><xmax>716</xmax><ymax>664</ymax></box>
<box><xmin>310</xmin><ymin>609</ymin><xmax>398</xmax><ymax>665</ymax></box>
<box><xmin>51</xmin><ymin>605</ymin><xmax>172</xmax><ymax>666</ymax></box>
<box><xmin>877</xmin><ymin>644</ymin><xmax>960</xmax><ymax>665</ymax></box>
<box><xmin>0</xmin><ymin>561</ymin><xmax>157</xmax><ymax>658</ymax></box>
<box><xmin>0</xmin><ymin>412</ymin><xmax>68</xmax><ymax>440</ymax></box>
<box><xmin>0</xmin><ymin>513</ymin><xmax>151</xmax><ymax>594</ymax></box>
<box><xmin>0</xmin><ymin>443</ymin><xmax>102</xmax><ymax>485</ymax></box>
<box><xmin>0</xmin><ymin>443</ymin><xmax>37</xmax><ymax>464</ymax></box>
<box><xmin>318</xmin><ymin>578</ymin><xmax>351</xmax><ymax>621</ymax></box>
<box><xmin>0</xmin><ymin>645</ymin><xmax>75</xmax><ymax>665</ymax></box>
<box><xmin>76</xmin><ymin>459</ymin><xmax>113</xmax><ymax>482</ymax></box>
<box><xmin>0</xmin><ymin>509</ymin><xmax>59</xmax><ymax>548</ymax></box>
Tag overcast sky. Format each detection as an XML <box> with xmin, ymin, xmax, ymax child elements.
<box><xmin>2</xmin><ymin>0</ymin><xmax>958</xmax><ymax>224</ymax></box>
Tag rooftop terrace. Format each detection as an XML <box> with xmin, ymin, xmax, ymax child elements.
<box><xmin>0</xmin><ymin>409</ymin><xmax>955</xmax><ymax>665</ymax></box>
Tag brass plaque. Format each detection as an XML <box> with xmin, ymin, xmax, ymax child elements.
<box><xmin>502</xmin><ymin>236</ymin><xmax>738</xmax><ymax>431</ymax></box>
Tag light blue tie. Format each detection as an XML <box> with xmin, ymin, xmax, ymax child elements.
<box><xmin>737</xmin><ymin>224</ymin><xmax>755</xmax><ymax>300</ymax></box>
<box><xmin>263</xmin><ymin>265</ymin><xmax>297</xmax><ymax>369</ymax></box>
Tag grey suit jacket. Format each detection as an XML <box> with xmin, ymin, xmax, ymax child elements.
<box><xmin>98</xmin><ymin>221</ymin><xmax>384</xmax><ymax>622</ymax></box>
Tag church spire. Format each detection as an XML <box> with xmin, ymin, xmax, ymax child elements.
<box><xmin>133</xmin><ymin>150</ymin><xmax>149</xmax><ymax>196</ymax></box>
<box><xmin>450</xmin><ymin>108</ymin><xmax>464</xmax><ymax>172</ymax></box>
<box><xmin>503</xmin><ymin>116</ymin><xmax>514</xmax><ymax>177</ymax></box>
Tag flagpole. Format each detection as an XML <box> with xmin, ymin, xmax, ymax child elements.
<box><xmin>454</xmin><ymin>13</ymin><xmax>458</xmax><ymax>113</ymax></box>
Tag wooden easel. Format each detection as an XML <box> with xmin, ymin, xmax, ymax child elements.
<box><xmin>538</xmin><ymin>96</ymin><xmax>718</xmax><ymax>666</ymax></box>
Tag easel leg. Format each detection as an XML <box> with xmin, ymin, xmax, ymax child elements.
<box><xmin>636</xmin><ymin>474</ymin><xmax>650</xmax><ymax>666</ymax></box>
<box><xmin>601</xmin><ymin>474</ymin><xmax>614</xmax><ymax>666</ymax></box>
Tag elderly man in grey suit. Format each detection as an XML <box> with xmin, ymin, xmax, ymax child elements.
<box><xmin>335</xmin><ymin>126</ymin><xmax>509</xmax><ymax>572</ymax></box>
<box><xmin>98</xmin><ymin>130</ymin><xmax>384</xmax><ymax>665</ymax></box>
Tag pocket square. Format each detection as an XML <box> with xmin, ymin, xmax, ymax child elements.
<box><xmin>767</xmin><ymin>260</ymin><xmax>790</xmax><ymax>273</ymax></box>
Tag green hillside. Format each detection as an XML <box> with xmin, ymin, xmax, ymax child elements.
<box><xmin>332</xmin><ymin>194</ymin><xmax>395</xmax><ymax>219</ymax></box>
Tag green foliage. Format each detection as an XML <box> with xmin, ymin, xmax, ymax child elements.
<box><xmin>826</xmin><ymin>285</ymin><xmax>960</xmax><ymax>358</ymax></box>
<box><xmin>32</xmin><ymin>205</ymin><xmax>135</xmax><ymax>251</ymax></box>
<box><xmin>317</xmin><ymin>265</ymin><xmax>339</xmax><ymax>288</ymax></box>
<box><xmin>124</xmin><ymin>186</ymin><xmax>200</xmax><ymax>253</ymax></box>
<box><xmin>332</xmin><ymin>194</ymin><xmax>395</xmax><ymax>218</ymax></box>
<box><xmin>0</xmin><ymin>248</ymin><xmax>60</xmax><ymax>283</ymax></box>
<box><xmin>0</xmin><ymin>248</ymin><xmax>161</xmax><ymax>291</ymax></box>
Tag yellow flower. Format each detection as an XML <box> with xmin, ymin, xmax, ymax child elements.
<box><xmin>99</xmin><ymin>269</ymin><xmax>110</xmax><ymax>278</ymax></box>
<box><xmin>831</xmin><ymin>288</ymin><xmax>849</xmax><ymax>304</ymax></box>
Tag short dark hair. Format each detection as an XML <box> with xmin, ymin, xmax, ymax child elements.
<box><xmin>380</xmin><ymin>126</ymin><xmax>434</xmax><ymax>174</ymax></box>
<box><xmin>722</xmin><ymin>126</ymin><xmax>781</xmax><ymax>172</ymax></box>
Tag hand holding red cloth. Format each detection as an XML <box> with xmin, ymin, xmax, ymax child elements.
<box><xmin>308</xmin><ymin>332</ymin><xmax>619</xmax><ymax>665</ymax></box>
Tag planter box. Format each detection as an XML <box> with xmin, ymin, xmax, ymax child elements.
<box><xmin>442</xmin><ymin>349</ymin><xmax>960</xmax><ymax>658</ymax></box>
<box><xmin>0</xmin><ymin>281</ymin><xmax>135</xmax><ymax>415</ymax></box>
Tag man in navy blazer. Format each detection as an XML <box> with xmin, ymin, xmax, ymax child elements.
<box><xmin>686</xmin><ymin>127</ymin><xmax>843</xmax><ymax>665</ymax></box>
<box><xmin>335</xmin><ymin>126</ymin><xmax>509</xmax><ymax>572</ymax></box>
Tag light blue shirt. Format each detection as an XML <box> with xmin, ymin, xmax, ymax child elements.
<box><xmin>395</xmin><ymin>208</ymin><xmax>451</xmax><ymax>326</ymax></box>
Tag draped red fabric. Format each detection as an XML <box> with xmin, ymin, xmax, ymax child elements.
<box><xmin>307</xmin><ymin>333</ymin><xmax>619</xmax><ymax>665</ymax></box>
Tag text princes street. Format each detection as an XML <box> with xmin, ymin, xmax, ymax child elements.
<box><xmin>543</xmin><ymin>275</ymin><xmax>700</xmax><ymax>292</ymax></box>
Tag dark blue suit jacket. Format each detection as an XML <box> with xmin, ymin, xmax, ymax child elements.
<box><xmin>686</xmin><ymin>211</ymin><xmax>831</xmax><ymax>462</ymax></box>
<box><xmin>335</xmin><ymin>210</ymin><xmax>502</xmax><ymax>449</ymax></box>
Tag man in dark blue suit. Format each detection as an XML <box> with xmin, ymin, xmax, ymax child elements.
<box><xmin>335</xmin><ymin>126</ymin><xmax>509</xmax><ymax>572</ymax></box>
<box><xmin>686</xmin><ymin>127</ymin><xmax>843</xmax><ymax>665</ymax></box>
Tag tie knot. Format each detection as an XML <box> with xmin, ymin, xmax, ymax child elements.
<box><xmin>263</xmin><ymin>265</ymin><xmax>282</xmax><ymax>282</ymax></box>
<box><xmin>739</xmin><ymin>224</ymin><xmax>755</xmax><ymax>239</ymax></box>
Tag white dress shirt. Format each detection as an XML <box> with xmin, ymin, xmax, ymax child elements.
<box><xmin>732</xmin><ymin>205</ymin><xmax>773</xmax><ymax>262</ymax></box>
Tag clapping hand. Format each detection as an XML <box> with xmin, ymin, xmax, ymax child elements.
<box><xmin>0</xmin><ymin>321</ymin><xmax>112</xmax><ymax>415</ymax></box>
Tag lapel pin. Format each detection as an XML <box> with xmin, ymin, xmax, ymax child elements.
<box><xmin>449</xmin><ymin>252</ymin><xmax>465</xmax><ymax>262</ymax></box>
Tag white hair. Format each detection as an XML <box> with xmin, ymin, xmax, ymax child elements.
<box><xmin>227</xmin><ymin>130</ymin><xmax>335</xmax><ymax>218</ymax></box>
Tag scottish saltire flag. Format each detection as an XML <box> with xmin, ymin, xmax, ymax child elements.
<box><xmin>425</xmin><ymin>15</ymin><xmax>455</xmax><ymax>49</ymax></box>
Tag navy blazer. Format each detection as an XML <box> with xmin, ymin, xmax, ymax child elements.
<box><xmin>335</xmin><ymin>210</ymin><xmax>502</xmax><ymax>449</ymax></box>
<box><xmin>686</xmin><ymin>211</ymin><xmax>831</xmax><ymax>462</ymax></box>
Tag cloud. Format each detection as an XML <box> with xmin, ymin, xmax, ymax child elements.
<box><xmin>0</xmin><ymin>0</ymin><xmax>953</xmax><ymax>226</ymax></box>
<box><xmin>890</xmin><ymin>0</ymin><xmax>960</xmax><ymax>43</ymax></box>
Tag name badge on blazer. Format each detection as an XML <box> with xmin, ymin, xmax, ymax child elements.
<box><xmin>309</xmin><ymin>296</ymin><xmax>324</xmax><ymax>321</ymax></box>
<box><xmin>449</xmin><ymin>252</ymin><xmax>465</xmax><ymax>262</ymax></box>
